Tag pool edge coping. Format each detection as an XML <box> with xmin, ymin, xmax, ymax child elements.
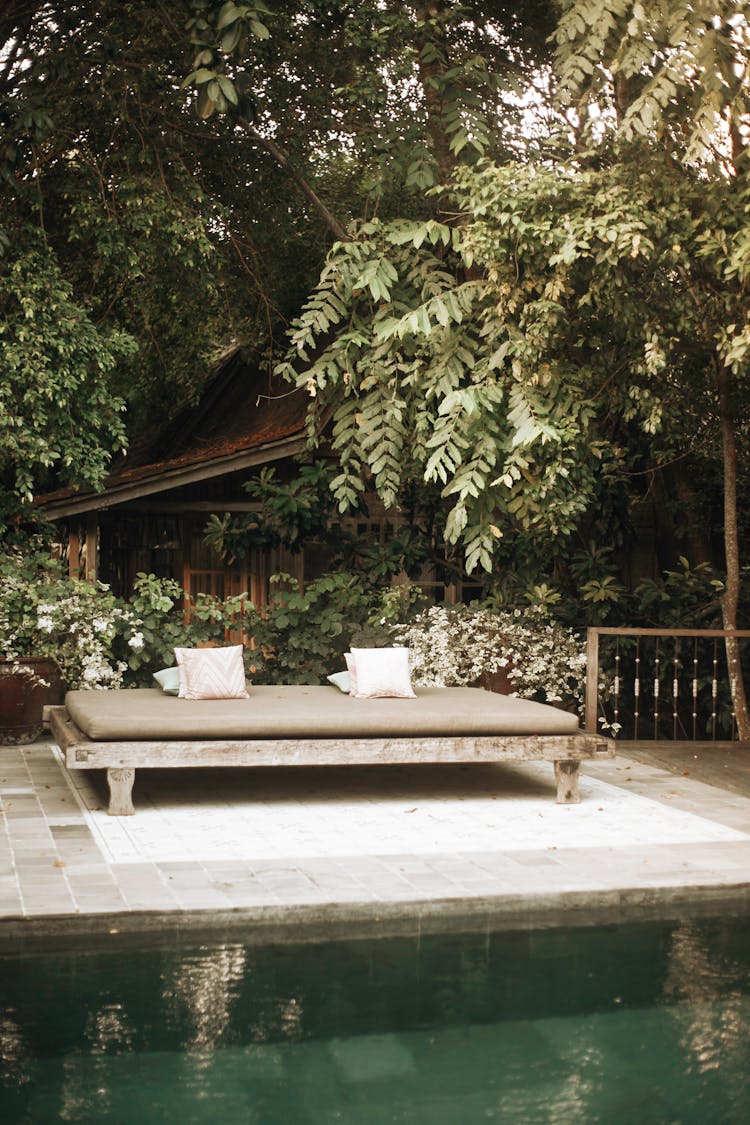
<box><xmin>2</xmin><ymin>880</ymin><xmax>749</xmax><ymax>952</ymax></box>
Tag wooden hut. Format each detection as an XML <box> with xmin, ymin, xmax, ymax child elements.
<box><xmin>36</xmin><ymin>348</ymin><xmax>310</xmax><ymax>606</ymax></box>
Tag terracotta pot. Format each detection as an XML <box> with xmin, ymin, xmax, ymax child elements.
<box><xmin>0</xmin><ymin>658</ymin><xmax>66</xmax><ymax>745</ymax></box>
<box><xmin>476</xmin><ymin>666</ymin><xmax>515</xmax><ymax>695</ymax></box>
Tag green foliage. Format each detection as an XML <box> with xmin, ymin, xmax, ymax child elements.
<box><xmin>279</xmin><ymin>135</ymin><xmax>750</xmax><ymax>575</ymax></box>
<box><xmin>62</xmin><ymin>171</ymin><xmax>230</xmax><ymax>423</ymax></box>
<box><xmin>569</xmin><ymin>543</ymin><xmax>628</xmax><ymax>623</ymax></box>
<box><xmin>204</xmin><ymin>463</ymin><xmax>340</xmax><ymax>559</ymax></box>
<box><xmin>633</xmin><ymin>558</ymin><xmax>726</xmax><ymax>628</ymax></box>
<box><xmin>240</xmin><ymin>570</ymin><xmax>428</xmax><ymax>685</ymax></box>
<box><xmin>183</xmin><ymin>0</ymin><xmax>556</xmax><ymax>175</ymax></box>
<box><xmin>1</xmin><ymin>0</ymin><xmax>559</xmax><ymax>535</ymax></box>
<box><xmin>203</xmin><ymin>459</ymin><xmax>437</xmax><ymax>584</ymax></box>
<box><xmin>243</xmin><ymin>572</ymin><xmax>373</xmax><ymax>684</ymax></box>
<box><xmin>0</xmin><ymin>231</ymin><xmax>133</xmax><ymax>522</ymax></box>
<box><xmin>0</xmin><ymin>543</ymin><xmax>67</xmax><ymax>661</ymax></box>
<box><xmin>4</xmin><ymin>0</ymin><xmax>748</xmax><ymax>632</ymax></box>
<box><xmin>123</xmin><ymin>573</ymin><xmax>246</xmax><ymax>677</ymax></box>
<box><xmin>554</xmin><ymin>0</ymin><xmax>750</xmax><ymax>170</ymax></box>
<box><xmin>275</xmin><ymin>190</ymin><xmax>611</xmax><ymax>570</ymax></box>
<box><xmin>0</xmin><ymin>0</ymin><xmax>326</xmax><ymax>471</ymax></box>
<box><xmin>0</xmin><ymin>550</ymin><xmax>241</xmax><ymax>688</ymax></box>
<box><xmin>184</xmin><ymin>1</ymin><xmax>273</xmax><ymax>119</ymax></box>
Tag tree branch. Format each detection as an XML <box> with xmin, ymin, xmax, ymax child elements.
<box><xmin>235</xmin><ymin>117</ymin><xmax>350</xmax><ymax>244</ymax></box>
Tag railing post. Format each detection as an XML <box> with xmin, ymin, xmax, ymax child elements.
<box><xmin>585</xmin><ymin>627</ymin><xmax>599</xmax><ymax>734</ymax></box>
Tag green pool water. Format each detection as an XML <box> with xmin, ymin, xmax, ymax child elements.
<box><xmin>1</xmin><ymin>914</ymin><xmax>749</xmax><ymax>1124</ymax></box>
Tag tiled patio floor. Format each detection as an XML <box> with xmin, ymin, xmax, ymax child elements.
<box><xmin>2</xmin><ymin>737</ymin><xmax>750</xmax><ymax>938</ymax></box>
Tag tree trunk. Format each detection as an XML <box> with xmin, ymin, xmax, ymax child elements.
<box><xmin>413</xmin><ymin>0</ymin><xmax>455</xmax><ymax>185</ymax></box>
<box><xmin>716</xmin><ymin>359</ymin><xmax>750</xmax><ymax>741</ymax></box>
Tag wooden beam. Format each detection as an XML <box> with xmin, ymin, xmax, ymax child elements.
<box><xmin>117</xmin><ymin>500</ymin><xmax>264</xmax><ymax>514</ymax></box>
<box><xmin>39</xmin><ymin>437</ymin><xmax>307</xmax><ymax>519</ymax></box>
<box><xmin>68</xmin><ymin>529</ymin><xmax>80</xmax><ymax>579</ymax></box>
<box><xmin>84</xmin><ymin>513</ymin><xmax>98</xmax><ymax>582</ymax></box>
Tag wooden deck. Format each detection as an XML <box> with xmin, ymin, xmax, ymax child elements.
<box><xmin>617</xmin><ymin>740</ymin><xmax>750</xmax><ymax>799</ymax></box>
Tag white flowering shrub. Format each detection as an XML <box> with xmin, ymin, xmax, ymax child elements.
<box><xmin>392</xmin><ymin>605</ymin><xmax>587</xmax><ymax>712</ymax></box>
<box><xmin>1</xmin><ymin>547</ymin><xmax>237</xmax><ymax>690</ymax></box>
<box><xmin>34</xmin><ymin>586</ymin><xmax>139</xmax><ymax>689</ymax></box>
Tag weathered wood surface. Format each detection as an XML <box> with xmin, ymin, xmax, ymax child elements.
<box><xmin>554</xmin><ymin>759</ymin><xmax>581</xmax><ymax>804</ymax></box>
<box><xmin>107</xmin><ymin>768</ymin><xmax>136</xmax><ymax>816</ymax></box>
<box><xmin>45</xmin><ymin>705</ymin><xmax>614</xmax><ymax>815</ymax></box>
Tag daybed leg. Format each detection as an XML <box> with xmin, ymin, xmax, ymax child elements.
<box><xmin>554</xmin><ymin>760</ymin><xmax>580</xmax><ymax>804</ymax></box>
<box><xmin>107</xmin><ymin>768</ymin><xmax>135</xmax><ymax>816</ymax></box>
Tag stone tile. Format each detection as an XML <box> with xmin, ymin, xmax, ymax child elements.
<box><xmin>3</xmin><ymin>738</ymin><xmax>750</xmax><ymax>925</ymax></box>
<box><xmin>70</xmin><ymin>894</ymin><xmax>128</xmax><ymax>912</ymax></box>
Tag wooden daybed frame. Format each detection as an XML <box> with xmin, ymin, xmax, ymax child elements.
<box><xmin>45</xmin><ymin>686</ymin><xmax>614</xmax><ymax>816</ymax></box>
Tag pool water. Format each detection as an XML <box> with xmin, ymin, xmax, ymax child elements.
<box><xmin>1</xmin><ymin>914</ymin><xmax>749</xmax><ymax>1124</ymax></box>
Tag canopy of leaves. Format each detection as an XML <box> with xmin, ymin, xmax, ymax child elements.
<box><xmin>272</xmin><ymin>2</ymin><xmax>750</xmax><ymax>574</ymax></box>
<box><xmin>3</xmin><ymin>0</ymin><xmax>749</xmax><ymax>599</ymax></box>
<box><xmin>0</xmin><ymin>0</ymin><xmax>559</xmax><ymax>525</ymax></box>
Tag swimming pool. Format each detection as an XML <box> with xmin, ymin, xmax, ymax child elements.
<box><xmin>1</xmin><ymin>914</ymin><xmax>749</xmax><ymax>1123</ymax></box>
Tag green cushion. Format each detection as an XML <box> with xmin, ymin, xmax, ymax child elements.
<box><xmin>326</xmin><ymin>670</ymin><xmax>351</xmax><ymax>693</ymax></box>
<box><xmin>152</xmin><ymin>666</ymin><xmax>180</xmax><ymax>695</ymax></box>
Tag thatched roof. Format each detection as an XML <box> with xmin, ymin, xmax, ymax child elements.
<box><xmin>37</xmin><ymin>348</ymin><xmax>310</xmax><ymax>519</ymax></box>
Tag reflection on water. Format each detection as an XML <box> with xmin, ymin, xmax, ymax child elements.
<box><xmin>0</xmin><ymin>1013</ymin><xmax>27</xmax><ymax>1089</ymax></box>
<box><xmin>163</xmin><ymin>944</ymin><xmax>247</xmax><ymax>1051</ymax></box>
<box><xmin>663</xmin><ymin>919</ymin><xmax>750</xmax><ymax>1115</ymax></box>
<box><xmin>1</xmin><ymin>915</ymin><xmax>749</xmax><ymax>1123</ymax></box>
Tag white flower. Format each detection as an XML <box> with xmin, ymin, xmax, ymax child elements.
<box><xmin>37</xmin><ymin>616</ymin><xmax>55</xmax><ymax>633</ymax></box>
<box><xmin>127</xmin><ymin>632</ymin><xmax>144</xmax><ymax>649</ymax></box>
<box><xmin>92</xmin><ymin>618</ymin><xmax>109</xmax><ymax>633</ymax></box>
<box><xmin>392</xmin><ymin>605</ymin><xmax>586</xmax><ymax>714</ymax></box>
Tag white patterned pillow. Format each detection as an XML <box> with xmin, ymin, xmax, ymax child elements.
<box><xmin>174</xmin><ymin>645</ymin><xmax>249</xmax><ymax>700</ymax></box>
<box><xmin>346</xmin><ymin>647</ymin><xmax>415</xmax><ymax>699</ymax></box>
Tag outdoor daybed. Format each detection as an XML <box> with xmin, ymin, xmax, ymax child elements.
<box><xmin>45</xmin><ymin>685</ymin><xmax>614</xmax><ymax>815</ymax></box>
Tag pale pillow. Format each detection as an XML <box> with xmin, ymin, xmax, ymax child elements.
<box><xmin>348</xmin><ymin>647</ymin><xmax>415</xmax><ymax>699</ymax></box>
<box><xmin>327</xmin><ymin>670</ymin><xmax>351</xmax><ymax>693</ymax></box>
<box><xmin>153</xmin><ymin>666</ymin><xmax>180</xmax><ymax>696</ymax></box>
<box><xmin>344</xmin><ymin>652</ymin><xmax>358</xmax><ymax>695</ymax></box>
<box><xmin>174</xmin><ymin>645</ymin><xmax>249</xmax><ymax>700</ymax></box>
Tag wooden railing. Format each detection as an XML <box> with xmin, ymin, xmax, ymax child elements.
<box><xmin>585</xmin><ymin>627</ymin><xmax>750</xmax><ymax>740</ymax></box>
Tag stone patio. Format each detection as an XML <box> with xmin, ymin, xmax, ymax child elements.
<box><xmin>1</xmin><ymin>737</ymin><xmax>749</xmax><ymax>941</ymax></box>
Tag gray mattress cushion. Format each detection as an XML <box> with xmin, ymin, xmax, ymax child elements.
<box><xmin>63</xmin><ymin>685</ymin><xmax>580</xmax><ymax>741</ymax></box>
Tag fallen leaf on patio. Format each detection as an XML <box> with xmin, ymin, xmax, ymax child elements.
<box><xmin>682</xmin><ymin>770</ymin><xmax>690</xmax><ymax>776</ymax></box>
<box><xmin>404</xmin><ymin>808</ymin><xmax>417</xmax><ymax>814</ymax></box>
<box><xmin>53</xmin><ymin>861</ymin><xmax>65</xmax><ymax>868</ymax></box>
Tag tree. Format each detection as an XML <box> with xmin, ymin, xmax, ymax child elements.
<box><xmin>179</xmin><ymin>0</ymin><xmax>562</xmax><ymax>572</ymax></box>
<box><xmin>0</xmin><ymin>0</ymin><xmax>360</xmax><ymax>519</ymax></box>
<box><xmin>0</xmin><ymin>2</ymin><xmax>232</xmax><ymax>520</ymax></box>
<box><xmin>269</xmin><ymin>1</ymin><xmax>750</xmax><ymax>729</ymax></box>
<box><xmin>0</xmin><ymin>229</ymin><xmax>134</xmax><ymax>520</ymax></box>
<box><xmin>551</xmin><ymin>0</ymin><xmax>750</xmax><ymax>734</ymax></box>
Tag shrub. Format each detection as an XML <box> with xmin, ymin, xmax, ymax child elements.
<box><xmin>392</xmin><ymin>604</ymin><xmax>587</xmax><ymax>712</ymax></box>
